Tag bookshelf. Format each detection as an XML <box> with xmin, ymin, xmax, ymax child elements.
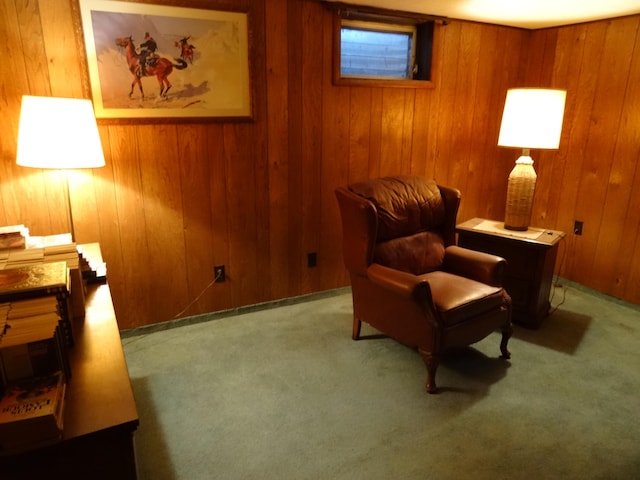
<box><xmin>0</xmin><ymin>244</ymin><xmax>139</xmax><ymax>479</ymax></box>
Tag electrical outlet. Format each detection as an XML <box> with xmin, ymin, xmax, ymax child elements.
<box><xmin>214</xmin><ymin>265</ymin><xmax>226</xmax><ymax>282</ymax></box>
<box><xmin>307</xmin><ymin>252</ymin><xmax>317</xmax><ymax>268</ymax></box>
<box><xmin>574</xmin><ymin>221</ymin><xmax>583</xmax><ymax>236</ymax></box>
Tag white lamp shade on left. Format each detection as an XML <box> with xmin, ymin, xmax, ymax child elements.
<box><xmin>16</xmin><ymin>95</ymin><xmax>105</xmax><ymax>169</ymax></box>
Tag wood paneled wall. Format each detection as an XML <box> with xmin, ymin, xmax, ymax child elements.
<box><xmin>0</xmin><ymin>0</ymin><xmax>638</xmax><ymax>329</ymax></box>
<box><xmin>523</xmin><ymin>17</ymin><xmax>640</xmax><ymax>304</ymax></box>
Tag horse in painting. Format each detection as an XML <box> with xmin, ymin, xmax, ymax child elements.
<box><xmin>115</xmin><ymin>36</ymin><xmax>187</xmax><ymax>99</ymax></box>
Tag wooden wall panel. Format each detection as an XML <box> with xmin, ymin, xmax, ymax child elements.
<box><xmin>14</xmin><ymin>1</ymin><xmax>49</xmax><ymax>98</ymax></box>
<box><xmin>206</xmin><ymin>124</ymin><xmax>232</xmax><ymax>312</ymax></box>
<box><xmin>347</xmin><ymin>87</ymin><xmax>373</xmax><ymax>182</ymax></box>
<box><xmin>379</xmin><ymin>88</ymin><xmax>407</xmax><ymax>176</ymax></box>
<box><xmin>266</xmin><ymin>0</ymin><xmax>290</xmax><ymax>301</ymax></box>
<box><xmin>138</xmin><ymin>124</ymin><xmax>190</xmax><ymax>322</ymax></box>
<box><xmin>38</xmin><ymin>0</ymin><xmax>84</xmax><ymax>98</ymax></box>
<box><xmin>538</xmin><ymin>23</ymin><xmax>601</xmax><ymax>277</ymax></box>
<box><xmin>531</xmin><ymin>27</ymin><xmax>584</xmax><ymax>229</ymax></box>
<box><xmin>319</xmin><ymin>7</ymin><xmax>350</xmax><ymax>290</ymax></box>
<box><xmin>617</xmin><ymin>40</ymin><xmax>640</xmax><ymax>304</ymax></box>
<box><xmin>447</xmin><ymin>22</ymin><xmax>482</xmax><ymax>203</ymax></box>
<box><xmin>107</xmin><ymin>125</ymin><xmax>152</xmax><ymax>326</ymax></box>
<box><xmin>367</xmin><ymin>88</ymin><xmax>384</xmax><ymax>179</ymax></box>
<box><xmin>586</xmin><ymin>18</ymin><xmax>639</xmax><ymax>294</ymax></box>
<box><xmin>408</xmin><ymin>88</ymin><xmax>431</xmax><ymax>176</ymax></box>
<box><xmin>462</xmin><ymin>25</ymin><xmax>502</xmax><ymax>222</ymax></box>
<box><xmin>90</xmin><ymin>127</ymin><xmax>127</xmax><ymax>312</ymax></box>
<box><xmin>299</xmin><ymin>0</ymin><xmax>324</xmax><ymax>294</ymax></box>
<box><xmin>570</xmin><ymin>19</ymin><xmax>637</xmax><ymax>282</ymax></box>
<box><xmin>176</xmin><ymin>124</ymin><xmax>215</xmax><ymax>317</ymax></box>
<box><xmin>1</xmin><ymin>0</ymin><xmax>638</xmax><ymax>330</ymax></box>
<box><xmin>525</xmin><ymin>16</ymin><xmax>640</xmax><ymax>302</ymax></box>
<box><xmin>224</xmin><ymin>123</ymin><xmax>261</xmax><ymax>307</ymax></box>
<box><xmin>431</xmin><ymin>21</ymin><xmax>462</xmax><ymax>183</ymax></box>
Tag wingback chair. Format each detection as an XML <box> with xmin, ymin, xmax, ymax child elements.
<box><xmin>334</xmin><ymin>175</ymin><xmax>512</xmax><ymax>393</ymax></box>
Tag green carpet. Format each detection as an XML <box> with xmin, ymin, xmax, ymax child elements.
<box><xmin>122</xmin><ymin>282</ymin><xmax>640</xmax><ymax>480</ymax></box>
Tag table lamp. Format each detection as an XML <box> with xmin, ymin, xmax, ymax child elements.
<box><xmin>16</xmin><ymin>95</ymin><xmax>105</xmax><ymax>240</ymax></box>
<box><xmin>498</xmin><ymin>88</ymin><xmax>566</xmax><ymax>231</ymax></box>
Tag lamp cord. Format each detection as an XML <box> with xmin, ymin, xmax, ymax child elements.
<box><xmin>173</xmin><ymin>268</ymin><xmax>224</xmax><ymax>319</ymax></box>
<box><xmin>548</xmin><ymin>235</ymin><xmax>567</xmax><ymax>315</ymax></box>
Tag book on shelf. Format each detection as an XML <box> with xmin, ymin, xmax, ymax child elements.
<box><xmin>0</xmin><ymin>262</ymin><xmax>70</xmax><ymax>303</ymax></box>
<box><xmin>0</xmin><ymin>300</ymin><xmax>71</xmax><ymax>389</ymax></box>
<box><xmin>0</xmin><ymin>371</ymin><xmax>66</xmax><ymax>454</ymax></box>
<box><xmin>0</xmin><ymin>262</ymin><xmax>74</xmax><ymax>348</ymax></box>
<box><xmin>4</xmin><ymin>296</ymin><xmax>60</xmax><ymax>319</ymax></box>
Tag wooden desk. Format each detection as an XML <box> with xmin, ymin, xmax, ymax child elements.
<box><xmin>0</xmin><ymin>283</ymin><xmax>139</xmax><ymax>479</ymax></box>
<box><xmin>456</xmin><ymin>218</ymin><xmax>565</xmax><ymax>329</ymax></box>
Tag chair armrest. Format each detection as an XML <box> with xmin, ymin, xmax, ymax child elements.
<box><xmin>366</xmin><ymin>264</ymin><xmax>438</xmax><ymax>328</ymax></box>
<box><xmin>367</xmin><ymin>263</ymin><xmax>429</xmax><ymax>300</ymax></box>
<box><xmin>442</xmin><ymin>245</ymin><xmax>506</xmax><ymax>287</ymax></box>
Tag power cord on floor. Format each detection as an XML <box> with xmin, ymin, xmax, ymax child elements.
<box><xmin>548</xmin><ymin>234</ymin><xmax>568</xmax><ymax>315</ymax></box>
<box><xmin>173</xmin><ymin>269</ymin><xmax>224</xmax><ymax>319</ymax></box>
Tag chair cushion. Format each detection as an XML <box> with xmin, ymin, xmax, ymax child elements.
<box><xmin>420</xmin><ymin>271</ymin><xmax>506</xmax><ymax>325</ymax></box>
<box><xmin>348</xmin><ymin>176</ymin><xmax>446</xmax><ymax>242</ymax></box>
<box><xmin>374</xmin><ymin>231</ymin><xmax>445</xmax><ymax>275</ymax></box>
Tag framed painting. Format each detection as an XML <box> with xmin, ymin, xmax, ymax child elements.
<box><xmin>77</xmin><ymin>0</ymin><xmax>252</xmax><ymax>121</ymax></box>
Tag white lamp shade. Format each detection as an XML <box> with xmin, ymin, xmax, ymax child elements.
<box><xmin>16</xmin><ymin>95</ymin><xmax>106</xmax><ymax>169</ymax></box>
<box><xmin>498</xmin><ymin>88</ymin><xmax>567</xmax><ymax>149</ymax></box>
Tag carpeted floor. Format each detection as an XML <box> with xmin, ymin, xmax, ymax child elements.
<box><xmin>122</xmin><ymin>282</ymin><xmax>640</xmax><ymax>480</ymax></box>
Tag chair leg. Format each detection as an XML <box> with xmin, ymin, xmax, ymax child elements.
<box><xmin>352</xmin><ymin>317</ymin><xmax>362</xmax><ymax>340</ymax></box>
<box><xmin>500</xmin><ymin>323</ymin><xmax>512</xmax><ymax>359</ymax></box>
<box><xmin>419</xmin><ymin>349</ymin><xmax>439</xmax><ymax>394</ymax></box>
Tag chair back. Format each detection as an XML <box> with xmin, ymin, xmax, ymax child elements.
<box><xmin>336</xmin><ymin>176</ymin><xmax>461</xmax><ymax>275</ymax></box>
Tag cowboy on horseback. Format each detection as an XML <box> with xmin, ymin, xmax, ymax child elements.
<box><xmin>116</xmin><ymin>35</ymin><xmax>187</xmax><ymax>99</ymax></box>
<box><xmin>137</xmin><ymin>32</ymin><xmax>158</xmax><ymax>77</ymax></box>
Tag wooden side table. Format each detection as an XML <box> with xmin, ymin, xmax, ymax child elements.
<box><xmin>456</xmin><ymin>218</ymin><xmax>565</xmax><ymax>328</ymax></box>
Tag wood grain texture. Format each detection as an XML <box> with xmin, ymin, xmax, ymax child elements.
<box><xmin>1</xmin><ymin>0</ymin><xmax>638</xmax><ymax>329</ymax></box>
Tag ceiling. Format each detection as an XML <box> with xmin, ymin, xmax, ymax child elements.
<box><xmin>325</xmin><ymin>0</ymin><xmax>640</xmax><ymax>29</ymax></box>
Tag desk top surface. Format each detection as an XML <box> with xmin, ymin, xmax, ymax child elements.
<box><xmin>63</xmin><ymin>282</ymin><xmax>139</xmax><ymax>439</ymax></box>
<box><xmin>456</xmin><ymin>217</ymin><xmax>566</xmax><ymax>247</ymax></box>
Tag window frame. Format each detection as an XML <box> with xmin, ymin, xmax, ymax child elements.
<box><xmin>331</xmin><ymin>5</ymin><xmax>442</xmax><ymax>89</ymax></box>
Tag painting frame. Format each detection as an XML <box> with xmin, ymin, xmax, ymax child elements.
<box><xmin>77</xmin><ymin>0</ymin><xmax>253</xmax><ymax>122</ymax></box>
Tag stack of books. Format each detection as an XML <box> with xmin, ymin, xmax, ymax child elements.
<box><xmin>0</xmin><ymin>262</ymin><xmax>73</xmax><ymax>348</ymax></box>
<box><xmin>1</xmin><ymin>230</ymin><xmax>85</xmax><ymax>323</ymax></box>
<box><xmin>0</xmin><ymin>261</ymin><xmax>72</xmax><ymax>454</ymax></box>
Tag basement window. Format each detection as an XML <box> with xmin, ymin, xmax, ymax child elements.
<box><xmin>340</xmin><ymin>20</ymin><xmax>417</xmax><ymax>80</ymax></box>
<box><xmin>332</xmin><ymin>5</ymin><xmax>439</xmax><ymax>88</ymax></box>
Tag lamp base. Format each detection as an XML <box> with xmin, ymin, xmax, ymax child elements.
<box><xmin>504</xmin><ymin>154</ymin><xmax>536</xmax><ymax>231</ymax></box>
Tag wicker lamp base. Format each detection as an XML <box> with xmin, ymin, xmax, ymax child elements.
<box><xmin>504</xmin><ymin>155</ymin><xmax>537</xmax><ymax>231</ymax></box>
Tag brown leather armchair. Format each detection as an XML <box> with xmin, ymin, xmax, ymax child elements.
<box><xmin>335</xmin><ymin>176</ymin><xmax>512</xmax><ymax>393</ymax></box>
